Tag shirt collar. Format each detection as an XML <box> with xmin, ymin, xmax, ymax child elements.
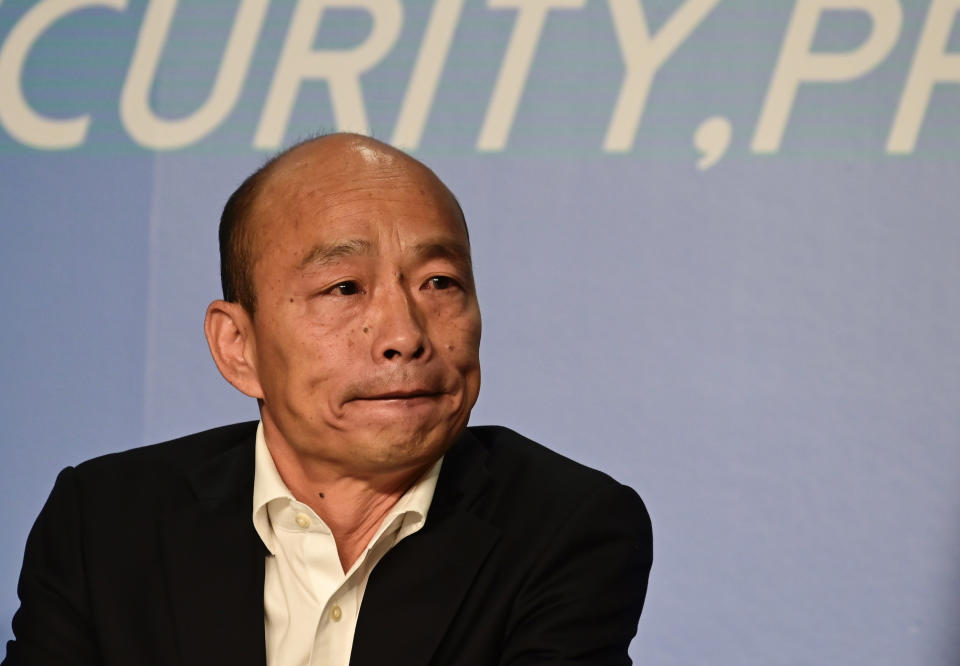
<box><xmin>251</xmin><ymin>421</ymin><xmax>442</xmax><ymax>555</ymax></box>
<box><xmin>378</xmin><ymin>453</ymin><xmax>441</xmax><ymax>544</ymax></box>
<box><xmin>252</xmin><ymin>421</ymin><xmax>294</xmax><ymax>555</ymax></box>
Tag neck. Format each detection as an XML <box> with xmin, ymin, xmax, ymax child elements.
<box><xmin>262</xmin><ymin>421</ymin><xmax>431</xmax><ymax>572</ymax></box>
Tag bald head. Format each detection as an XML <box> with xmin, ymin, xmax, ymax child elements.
<box><xmin>219</xmin><ymin>133</ymin><xmax>467</xmax><ymax>313</ymax></box>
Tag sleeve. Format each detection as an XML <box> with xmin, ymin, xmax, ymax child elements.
<box><xmin>499</xmin><ymin>482</ymin><xmax>653</xmax><ymax>666</ymax></box>
<box><xmin>3</xmin><ymin>466</ymin><xmax>102</xmax><ymax>665</ymax></box>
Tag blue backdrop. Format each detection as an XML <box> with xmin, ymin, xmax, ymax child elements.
<box><xmin>2</xmin><ymin>1</ymin><xmax>959</xmax><ymax>663</ymax></box>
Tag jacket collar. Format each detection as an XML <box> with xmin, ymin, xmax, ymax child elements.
<box><xmin>349</xmin><ymin>428</ymin><xmax>502</xmax><ymax>666</ymax></box>
<box><xmin>161</xmin><ymin>426</ymin><xmax>267</xmax><ymax>666</ymax></box>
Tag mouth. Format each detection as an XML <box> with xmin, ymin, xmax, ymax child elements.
<box><xmin>345</xmin><ymin>390</ymin><xmax>448</xmax><ymax>416</ymax></box>
<box><xmin>357</xmin><ymin>389</ymin><xmax>445</xmax><ymax>401</ymax></box>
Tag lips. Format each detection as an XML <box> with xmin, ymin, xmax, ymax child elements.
<box><xmin>343</xmin><ymin>370</ymin><xmax>451</xmax><ymax>405</ymax></box>
<box><xmin>357</xmin><ymin>389</ymin><xmax>444</xmax><ymax>401</ymax></box>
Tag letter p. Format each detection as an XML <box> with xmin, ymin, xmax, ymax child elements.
<box><xmin>752</xmin><ymin>0</ymin><xmax>902</xmax><ymax>153</ymax></box>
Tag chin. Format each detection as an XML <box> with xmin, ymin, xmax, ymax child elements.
<box><xmin>357</xmin><ymin>422</ymin><xmax>459</xmax><ymax>471</ymax></box>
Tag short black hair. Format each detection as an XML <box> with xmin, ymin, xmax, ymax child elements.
<box><xmin>218</xmin><ymin>152</ymin><xmax>285</xmax><ymax>313</ymax></box>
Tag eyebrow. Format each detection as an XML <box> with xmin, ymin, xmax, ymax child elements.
<box><xmin>297</xmin><ymin>237</ymin><xmax>473</xmax><ymax>276</ymax></box>
<box><xmin>411</xmin><ymin>240</ymin><xmax>474</xmax><ymax>274</ymax></box>
<box><xmin>298</xmin><ymin>239</ymin><xmax>373</xmax><ymax>269</ymax></box>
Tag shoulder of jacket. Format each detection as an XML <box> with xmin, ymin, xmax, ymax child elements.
<box><xmin>72</xmin><ymin>420</ymin><xmax>257</xmax><ymax>483</ymax></box>
<box><xmin>463</xmin><ymin>424</ymin><xmax>641</xmax><ymax>512</ymax></box>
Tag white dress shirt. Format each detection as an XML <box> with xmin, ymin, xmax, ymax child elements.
<box><xmin>252</xmin><ymin>422</ymin><xmax>441</xmax><ymax>666</ymax></box>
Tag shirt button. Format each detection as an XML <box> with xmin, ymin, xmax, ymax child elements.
<box><xmin>295</xmin><ymin>513</ymin><xmax>311</xmax><ymax>529</ymax></box>
<box><xmin>330</xmin><ymin>605</ymin><xmax>342</xmax><ymax>622</ymax></box>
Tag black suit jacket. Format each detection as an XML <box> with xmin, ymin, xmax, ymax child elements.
<box><xmin>4</xmin><ymin>423</ymin><xmax>652</xmax><ymax>665</ymax></box>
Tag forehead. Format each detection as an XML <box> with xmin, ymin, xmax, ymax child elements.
<box><xmin>250</xmin><ymin>143</ymin><xmax>467</xmax><ymax>258</ymax></box>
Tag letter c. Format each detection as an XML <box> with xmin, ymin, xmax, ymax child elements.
<box><xmin>0</xmin><ymin>0</ymin><xmax>128</xmax><ymax>149</ymax></box>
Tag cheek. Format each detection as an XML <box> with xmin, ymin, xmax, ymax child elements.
<box><xmin>300</xmin><ymin>300</ymin><xmax>370</xmax><ymax>356</ymax></box>
<box><xmin>262</xmin><ymin>320</ymin><xmax>347</xmax><ymax>388</ymax></box>
<box><xmin>300</xmin><ymin>317</ymin><xmax>374</xmax><ymax>383</ymax></box>
<box><xmin>438</xmin><ymin>311</ymin><xmax>481</xmax><ymax>364</ymax></box>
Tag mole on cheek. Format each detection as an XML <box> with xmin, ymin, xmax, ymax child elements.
<box><xmin>363</xmin><ymin>326</ymin><xmax>369</xmax><ymax>333</ymax></box>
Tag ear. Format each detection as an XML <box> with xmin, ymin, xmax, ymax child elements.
<box><xmin>204</xmin><ymin>300</ymin><xmax>264</xmax><ymax>399</ymax></box>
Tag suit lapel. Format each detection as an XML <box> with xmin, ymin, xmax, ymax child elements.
<box><xmin>160</xmin><ymin>436</ymin><xmax>267</xmax><ymax>666</ymax></box>
<box><xmin>350</xmin><ymin>430</ymin><xmax>501</xmax><ymax>666</ymax></box>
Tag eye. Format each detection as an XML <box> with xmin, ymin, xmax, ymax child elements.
<box><xmin>425</xmin><ymin>275</ymin><xmax>457</xmax><ymax>290</ymax></box>
<box><xmin>329</xmin><ymin>281</ymin><xmax>361</xmax><ymax>296</ymax></box>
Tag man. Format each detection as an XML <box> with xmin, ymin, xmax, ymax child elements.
<box><xmin>4</xmin><ymin>134</ymin><xmax>652</xmax><ymax>665</ymax></box>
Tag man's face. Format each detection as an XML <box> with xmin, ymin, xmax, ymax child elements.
<box><xmin>244</xmin><ymin>140</ymin><xmax>481</xmax><ymax>476</ymax></box>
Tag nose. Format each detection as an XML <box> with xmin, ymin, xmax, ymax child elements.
<box><xmin>371</xmin><ymin>284</ymin><xmax>431</xmax><ymax>363</ymax></box>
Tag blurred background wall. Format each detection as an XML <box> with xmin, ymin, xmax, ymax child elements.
<box><xmin>1</xmin><ymin>1</ymin><xmax>958</xmax><ymax>663</ymax></box>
